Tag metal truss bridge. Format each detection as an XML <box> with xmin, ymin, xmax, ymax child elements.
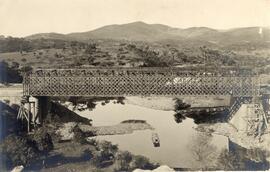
<box><xmin>23</xmin><ymin>67</ymin><xmax>259</xmax><ymax>97</ymax></box>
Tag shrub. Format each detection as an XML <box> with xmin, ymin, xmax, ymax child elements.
<box><xmin>174</xmin><ymin>98</ymin><xmax>190</xmax><ymax>111</ymax></box>
<box><xmin>31</xmin><ymin>127</ymin><xmax>53</xmax><ymax>155</ymax></box>
<box><xmin>82</xmin><ymin>148</ymin><xmax>93</xmax><ymax>159</ymax></box>
<box><xmin>20</xmin><ymin>66</ymin><xmax>33</xmax><ymax>73</ymax></box>
<box><xmin>114</xmin><ymin>151</ymin><xmax>133</xmax><ymax>171</ymax></box>
<box><xmin>92</xmin><ymin>141</ymin><xmax>118</xmax><ymax>168</ymax></box>
<box><xmin>98</xmin><ymin>140</ymin><xmax>118</xmax><ymax>156</ymax></box>
<box><xmin>91</xmin><ymin>150</ymin><xmax>114</xmax><ymax>168</ymax></box>
<box><xmin>0</xmin><ymin>134</ymin><xmax>39</xmax><ymax>168</ymax></box>
<box><xmin>73</xmin><ymin>125</ymin><xmax>87</xmax><ymax>144</ymax></box>
<box><xmin>130</xmin><ymin>155</ymin><xmax>158</xmax><ymax>170</ymax></box>
<box><xmin>87</xmin><ymin>138</ymin><xmax>97</xmax><ymax>146</ymax></box>
<box><xmin>21</xmin><ymin>58</ymin><xmax>27</xmax><ymax>62</ymax></box>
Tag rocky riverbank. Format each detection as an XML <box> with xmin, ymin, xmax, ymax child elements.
<box><xmin>195</xmin><ymin>104</ymin><xmax>270</xmax><ymax>155</ymax></box>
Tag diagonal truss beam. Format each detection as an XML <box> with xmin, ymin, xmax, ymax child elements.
<box><xmin>23</xmin><ymin>68</ymin><xmax>260</xmax><ymax>97</ymax></box>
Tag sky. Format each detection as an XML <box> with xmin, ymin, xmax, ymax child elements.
<box><xmin>0</xmin><ymin>0</ymin><xmax>270</xmax><ymax>37</ymax></box>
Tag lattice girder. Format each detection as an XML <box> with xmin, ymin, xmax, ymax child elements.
<box><xmin>23</xmin><ymin>68</ymin><xmax>259</xmax><ymax>97</ymax></box>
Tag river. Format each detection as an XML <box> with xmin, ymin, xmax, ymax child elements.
<box><xmin>73</xmin><ymin>99</ymin><xmax>228</xmax><ymax>168</ymax></box>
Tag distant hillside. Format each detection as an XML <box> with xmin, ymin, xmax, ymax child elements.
<box><xmin>0</xmin><ymin>35</ymin><xmax>5</xmax><ymax>40</ymax></box>
<box><xmin>67</xmin><ymin>21</ymin><xmax>181</xmax><ymax>41</ymax></box>
<box><xmin>26</xmin><ymin>32</ymin><xmax>68</xmax><ymax>40</ymax></box>
<box><xmin>25</xmin><ymin>21</ymin><xmax>270</xmax><ymax>47</ymax></box>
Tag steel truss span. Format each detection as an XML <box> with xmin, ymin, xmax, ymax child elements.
<box><xmin>23</xmin><ymin>68</ymin><xmax>259</xmax><ymax>97</ymax></box>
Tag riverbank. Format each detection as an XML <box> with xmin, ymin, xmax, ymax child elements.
<box><xmin>23</xmin><ymin>133</ymin><xmax>159</xmax><ymax>172</ymax></box>
<box><xmin>125</xmin><ymin>96</ymin><xmax>230</xmax><ymax>111</ymax></box>
<box><xmin>57</xmin><ymin>121</ymin><xmax>154</xmax><ymax>140</ymax></box>
<box><xmin>195</xmin><ymin>104</ymin><xmax>270</xmax><ymax>151</ymax></box>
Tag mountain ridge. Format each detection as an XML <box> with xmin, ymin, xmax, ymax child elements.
<box><xmin>25</xmin><ymin>21</ymin><xmax>270</xmax><ymax>44</ymax></box>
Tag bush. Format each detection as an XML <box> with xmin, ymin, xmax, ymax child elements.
<box><xmin>87</xmin><ymin>138</ymin><xmax>97</xmax><ymax>146</ymax></box>
<box><xmin>0</xmin><ymin>134</ymin><xmax>39</xmax><ymax>168</ymax></box>
<box><xmin>174</xmin><ymin>98</ymin><xmax>190</xmax><ymax>111</ymax></box>
<box><xmin>21</xmin><ymin>58</ymin><xmax>27</xmax><ymax>62</ymax></box>
<box><xmin>114</xmin><ymin>151</ymin><xmax>133</xmax><ymax>171</ymax></box>
<box><xmin>73</xmin><ymin>125</ymin><xmax>88</xmax><ymax>144</ymax></box>
<box><xmin>92</xmin><ymin>141</ymin><xmax>118</xmax><ymax>168</ymax></box>
<box><xmin>20</xmin><ymin>65</ymin><xmax>33</xmax><ymax>73</ymax></box>
<box><xmin>130</xmin><ymin>155</ymin><xmax>158</xmax><ymax>170</ymax></box>
<box><xmin>114</xmin><ymin>151</ymin><xmax>158</xmax><ymax>172</ymax></box>
<box><xmin>31</xmin><ymin>127</ymin><xmax>53</xmax><ymax>155</ymax></box>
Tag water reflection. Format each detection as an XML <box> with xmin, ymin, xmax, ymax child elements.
<box><xmin>74</xmin><ymin>100</ymin><xmax>228</xmax><ymax>168</ymax></box>
<box><xmin>53</xmin><ymin>96</ymin><xmax>125</xmax><ymax>111</ymax></box>
<box><xmin>63</xmin><ymin>97</ymin><xmax>269</xmax><ymax>170</ymax></box>
<box><xmin>173</xmin><ymin>112</ymin><xmax>186</xmax><ymax>123</ymax></box>
<box><xmin>173</xmin><ymin>98</ymin><xmax>228</xmax><ymax>124</ymax></box>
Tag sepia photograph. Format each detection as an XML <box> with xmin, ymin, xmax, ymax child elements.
<box><xmin>0</xmin><ymin>0</ymin><xmax>270</xmax><ymax>171</ymax></box>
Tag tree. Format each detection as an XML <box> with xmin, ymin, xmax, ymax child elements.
<box><xmin>85</xmin><ymin>43</ymin><xmax>97</xmax><ymax>54</ymax></box>
<box><xmin>0</xmin><ymin>61</ymin><xmax>22</xmax><ymax>83</ymax></box>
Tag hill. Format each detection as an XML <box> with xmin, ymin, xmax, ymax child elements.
<box><xmin>67</xmin><ymin>21</ymin><xmax>181</xmax><ymax>41</ymax></box>
<box><xmin>26</xmin><ymin>32</ymin><xmax>68</xmax><ymax>40</ymax></box>
<box><xmin>25</xmin><ymin>22</ymin><xmax>270</xmax><ymax>47</ymax></box>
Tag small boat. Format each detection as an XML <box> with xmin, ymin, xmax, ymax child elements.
<box><xmin>152</xmin><ymin>133</ymin><xmax>160</xmax><ymax>147</ymax></box>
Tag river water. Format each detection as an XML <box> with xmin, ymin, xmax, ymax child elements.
<box><xmin>74</xmin><ymin>100</ymin><xmax>228</xmax><ymax>168</ymax></box>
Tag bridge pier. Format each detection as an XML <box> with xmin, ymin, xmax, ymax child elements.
<box><xmin>37</xmin><ymin>96</ymin><xmax>50</xmax><ymax>125</ymax></box>
<box><xmin>262</xmin><ymin>94</ymin><xmax>270</xmax><ymax>123</ymax></box>
<box><xmin>227</xmin><ymin>94</ymin><xmax>270</xmax><ymax>137</ymax></box>
<box><xmin>17</xmin><ymin>96</ymin><xmax>51</xmax><ymax>132</ymax></box>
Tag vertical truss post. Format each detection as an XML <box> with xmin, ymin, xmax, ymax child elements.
<box><xmin>27</xmin><ymin>101</ymin><xmax>31</xmax><ymax>132</ymax></box>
